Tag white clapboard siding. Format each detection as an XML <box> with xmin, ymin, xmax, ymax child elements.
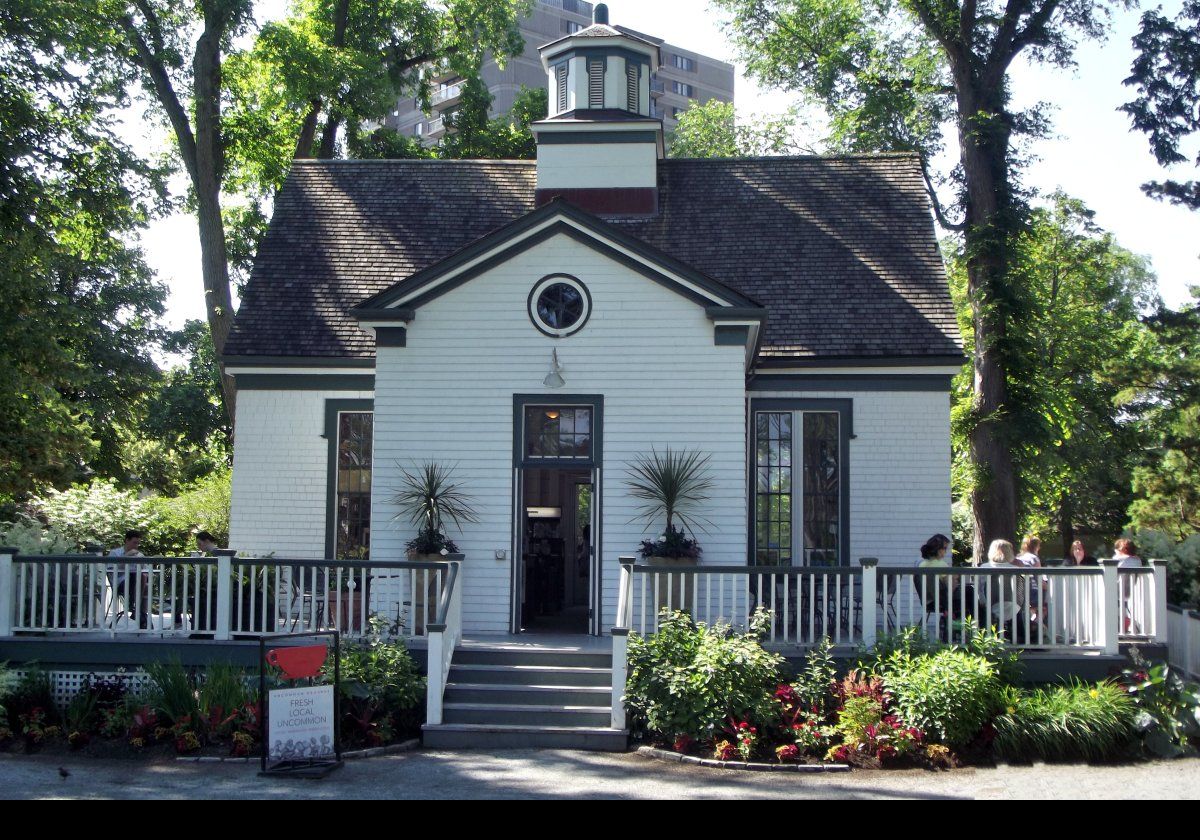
<box><xmin>372</xmin><ymin>233</ymin><xmax>748</xmax><ymax>634</ymax></box>
<box><xmin>230</xmin><ymin>387</ymin><xmax>374</xmax><ymax>559</ymax></box>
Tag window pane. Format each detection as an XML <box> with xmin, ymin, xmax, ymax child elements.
<box><xmin>803</xmin><ymin>412</ymin><xmax>840</xmax><ymax>566</ymax></box>
<box><xmin>753</xmin><ymin>412</ymin><xmax>792</xmax><ymax>566</ymax></box>
<box><xmin>524</xmin><ymin>406</ymin><xmax>592</xmax><ymax>460</ymax></box>
<box><xmin>335</xmin><ymin>412</ymin><xmax>372</xmax><ymax>560</ymax></box>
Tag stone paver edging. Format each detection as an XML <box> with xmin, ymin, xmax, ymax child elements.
<box><xmin>174</xmin><ymin>738</ymin><xmax>420</xmax><ymax>764</ymax></box>
<box><xmin>636</xmin><ymin>745</ymin><xmax>850</xmax><ymax>773</ymax></box>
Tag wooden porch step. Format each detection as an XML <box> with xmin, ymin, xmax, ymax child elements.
<box><xmin>422</xmin><ymin>723</ymin><xmax>628</xmax><ymax>752</ymax></box>
<box><xmin>447</xmin><ymin>663</ymin><xmax>612</xmax><ymax>687</ymax></box>
<box><xmin>443</xmin><ymin>682</ymin><xmax>612</xmax><ymax>706</ymax></box>
<box><xmin>442</xmin><ymin>702</ymin><xmax>612</xmax><ymax>728</ymax></box>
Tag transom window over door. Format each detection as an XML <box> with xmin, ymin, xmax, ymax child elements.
<box><xmin>525</xmin><ymin>406</ymin><xmax>592</xmax><ymax>460</ymax></box>
<box><xmin>752</xmin><ymin>402</ymin><xmax>850</xmax><ymax>567</ymax></box>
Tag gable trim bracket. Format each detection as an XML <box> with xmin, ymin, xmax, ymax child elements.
<box><xmin>707</xmin><ymin>306</ymin><xmax>767</xmax><ymax>371</ymax></box>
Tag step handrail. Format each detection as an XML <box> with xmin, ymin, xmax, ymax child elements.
<box><xmin>425</xmin><ymin>559</ymin><xmax>463</xmax><ymax>726</ymax></box>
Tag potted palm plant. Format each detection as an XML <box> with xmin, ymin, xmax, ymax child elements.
<box><xmin>625</xmin><ymin>447</ymin><xmax>713</xmax><ymax>610</ymax></box>
<box><xmin>391</xmin><ymin>461</ymin><xmax>477</xmax><ymax>631</ymax></box>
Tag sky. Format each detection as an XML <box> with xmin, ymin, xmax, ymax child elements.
<box><xmin>143</xmin><ymin>0</ymin><xmax>1198</xmax><ymax>330</ymax></box>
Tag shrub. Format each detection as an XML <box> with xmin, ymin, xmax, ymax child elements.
<box><xmin>1121</xmin><ymin>652</ymin><xmax>1200</xmax><ymax>757</ymax></box>
<box><xmin>993</xmin><ymin>681</ymin><xmax>1136</xmax><ymax>761</ymax></box>
<box><xmin>143</xmin><ymin>661</ymin><xmax>201</xmax><ymax>728</ymax></box>
<box><xmin>626</xmin><ymin>610</ymin><xmax>784</xmax><ymax>743</ymax></box>
<box><xmin>878</xmin><ymin>648</ymin><xmax>1003</xmax><ymax>748</ymax></box>
<box><xmin>0</xmin><ymin>516</ymin><xmax>74</xmax><ymax>555</ymax></box>
<box><xmin>198</xmin><ymin>662</ymin><xmax>253</xmax><ymax>737</ymax></box>
<box><xmin>143</xmin><ymin>468</ymin><xmax>230</xmax><ymax>556</ymax></box>
<box><xmin>827</xmin><ymin>671</ymin><xmax>923</xmax><ymax>763</ymax></box>
<box><xmin>329</xmin><ymin>634</ymin><xmax>425</xmax><ymax>744</ymax></box>
<box><xmin>5</xmin><ymin>669</ymin><xmax>59</xmax><ymax>731</ymax></box>
<box><xmin>1132</xmin><ymin>531</ymin><xmax>1200</xmax><ymax>607</ymax></box>
<box><xmin>29</xmin><ymin>481</ymin><xmax>151</xmax><ymax>551</ymax></box>
<box><xmin>789</xmin><ymin>636</ymin><xmax>837</xmax><ymax>716</ymax></box>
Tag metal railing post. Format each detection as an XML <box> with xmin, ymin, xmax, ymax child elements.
<box><xmin>860</xmin><ymin>558</ymin><xmax>878</xmax><ymax>649</ymax></box>
<box><xmin>1100</xmin><ymin>558</ymin><xmax>1121</xmax><ymax>655</ymax></box>
<box><xmin>214</xmin><ymin>549</ymin><xmax>236</xmax><ymax>641</ymax></box>
<box><xmin>1151</xmin><ymin>559</ymin><xmax>1169</xmax><ymax>644</ymax></box>
<box><xmin>0</xmin><ymin>547</ymin><xmax>16</xmax><ymax>637</ymax></box>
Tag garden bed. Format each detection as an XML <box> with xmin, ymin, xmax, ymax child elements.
<box><xmin>623</xmin><ymin>611</ymin><xmax>1200</xmax><ymax>769</ymax></box>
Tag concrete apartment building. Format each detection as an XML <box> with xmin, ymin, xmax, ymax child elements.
<box><xmin>383</xmin><ymin>0</ymin><xmax>735</xmax><ymax>142</ymax></box>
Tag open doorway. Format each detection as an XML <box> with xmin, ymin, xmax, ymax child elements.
<box><xmin>520</xmin><ymin>467</ymin><xmax>593</xmax><ymax>634</ymax></box>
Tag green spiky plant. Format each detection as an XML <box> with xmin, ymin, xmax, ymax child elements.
<box><xmin>391</xmin><ymin>461</ymin><xmax>478</xmax><ymax>556</ymax></box>
<box><xmin>625</xmin><ymin>447</ymin><xmax>714</xmax><ymax>560</ymax></box>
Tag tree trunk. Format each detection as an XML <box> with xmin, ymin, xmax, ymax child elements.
<box><xmin>193</xmin><ymin>5</ymin><xmax>237</xmax><ymax>418</ymax></box>
<box><xmin>294</xmin><ymin>100</ymin><xmax>322</xmax><ymax>159</ymax></box>
<box><xmin>317</xmin><ymin>112</ymin><xmax>342</xmax><ymax>159</ymax></box>
<box><xmin>956</xmin><ymin>82</ymin><xmax>1020</xmax><ymax>563</ymax></box>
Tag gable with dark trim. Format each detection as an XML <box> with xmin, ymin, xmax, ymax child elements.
<box><xmin>352</xmin><ymin>198</ymin><xmax>764</xmax><ymax>321</ymax></box>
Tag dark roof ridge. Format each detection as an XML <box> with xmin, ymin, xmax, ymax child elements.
<box><xmin>290</xmin><ymin>157</ymin><xmax>535</xmax><ymax>166</ymax></box>
<box><xmin>664</xmin><ymin>151</ymin><xmax>921</xmax><ymax>163</ymax></box>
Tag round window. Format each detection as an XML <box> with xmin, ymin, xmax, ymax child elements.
<box><xmin>528</xmin><ymin>275</ymin><xmax>591</xmax><ymax>337</ymax></box>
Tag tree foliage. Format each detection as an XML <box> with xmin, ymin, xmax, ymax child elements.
<box><xmin>668</xmin><ymin>100</ymin><xmax>808</xmax><ymax>158</ymax></box>
<box><xmin>947</xmin><ymin>193</ymin><xmax>1157</xmax><ymax>554</ymax></box>
<box><xmin>1122</xmin><ymin>0</ymin><xmax>1200</xmax><ymax>211</ymax></box>
<box><xmin>436</xmin><ymin>80</ymin><xmax>546</xmax><ymax>160</ymax></box>
<box><xmin>715</xmin><ymin>0</ymin><xmax>1130</xmax><ymax>560</ymax></box>
<box><xmin>0</xmin><ymin>1</ymin><xmax>169</xmax><ymax>504</ymax></box>
<box><xmin>1114</xmin><ymin>289</ymin><xmax>1200</xmax><ymax>539</ymax></box>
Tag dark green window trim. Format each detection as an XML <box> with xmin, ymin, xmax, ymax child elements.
<box><xmin>754</xmin><ymin>354</ymin><xmax>967</xmax><ymax>369</ymax></box>
<box><xmin>748</xmin><ymin>374</ymin><xmax>954</xmax><ymax>392</ymax></box>
<box><xmin>748</xmin><ymin>398</ymin><xmax>853</xmax><ymax>567</ymax></box>
<box><xmin>237</xmin><ymin>374</ymin><xmax>375</xmax><ymax>391</ymax></box>
<box><xmin>324</xmin><ymin>399</ymin><xmax>374</xmax><ymax>560</ymax></box>
<box><xmin>513</xmin><ymin>394</ymin><xmax>604</xmax><ymax>468</ymax></box>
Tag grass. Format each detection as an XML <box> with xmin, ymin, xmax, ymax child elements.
<box><xmin>992</xmin><ymin>680</ymin><xmax>1136</xmax><ymax>762</ymax></box>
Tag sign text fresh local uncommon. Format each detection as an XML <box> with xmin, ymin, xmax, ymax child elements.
<box><xmin>268</xmin><ymin>685</ymin><xmax>335</xmax><ymax>762</ymax></box>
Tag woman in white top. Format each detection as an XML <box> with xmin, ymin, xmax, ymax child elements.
<box><xmin>1113</xmin><ymin>538</ymin><xmax>1142</xmax><ymax>568</ymax></box>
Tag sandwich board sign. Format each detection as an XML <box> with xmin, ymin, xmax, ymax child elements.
<box><xmin>259</xmin><ymin>632</ymin><xmax>343</xmax><ymax>777</ymax></box>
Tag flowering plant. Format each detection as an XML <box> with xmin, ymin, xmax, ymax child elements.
<box><xmin>775</xmin><ymin>743</ymin><xmax>800</xmax><ymax>762</ymax></box>
<box><xmin>713</xmin><ymin>740</ymin><xmax>737</xmax><ymax>761</ymax></box>
<box><xmin>728</xmin><ymin>719</ymin><xmax>758</xmax><ymax>761</ymax></box>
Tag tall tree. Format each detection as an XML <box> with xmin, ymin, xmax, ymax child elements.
<box><xmin>1115</xmin><ymin>290</ymin><xmax>1200</xmax><ymax>540</ymax></box>
<box><xmin>0</xmin><ymin>0</ymin><xmax>168</xmax><ymax>503</ymax></box>
<box><xmin>111</xmin><ymin>0</ymin><xmax>528</xmax><ymax>417</ymax></box>
<box><xmin>1122</xmin><ymin>0</ymin><xmax>1200</xmax><ymax>211</ymax></box>
<box><xmin>947</xmin><ymin>194</ymin><xmax>1156</xmax><ymax>554</ymax></box>
<box><xmin>667</xmin><ymin>100</ymin><xmax>807</xmax><ymax>158</ymax></box>
<box><xmin>716</xmin><ymin>0</ymin><xmax>1129</xmax><ymax>559</ymax></box>
<box><xmin>436</xmin><ymin>80</ymin><xmax>546</xmax><ymax>160</ymax></box>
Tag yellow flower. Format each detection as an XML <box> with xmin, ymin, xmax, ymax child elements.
<box><xmin>1089</xmin><ymin>689</ymin><xmax>1099</xmax><ymax>699</ymax></box>
<box><xmin>1006</xmin><ymin>707</ymin><xmax>1016</xmax><ymax>715</ymax></box>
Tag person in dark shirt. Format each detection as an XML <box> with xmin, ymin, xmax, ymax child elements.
<box><xmin>1069</xmin><ymin>540</ymin><xmax>1098</xmax><ymax>566</ymax></box>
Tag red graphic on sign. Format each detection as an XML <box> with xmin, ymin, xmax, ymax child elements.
<box><xmin>267</xmin><ymin>645</ymin><xmax>328</xmax><ymax>680</ymax></box>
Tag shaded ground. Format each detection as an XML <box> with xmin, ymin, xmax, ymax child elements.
<box><xmin>2</xmin><ymin>750</ymin><xmax>1197</xmax><ymax>800</ymax></box>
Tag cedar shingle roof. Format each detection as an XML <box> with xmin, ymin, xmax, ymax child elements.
<box><xmin>225</xmin><ymin>155</ymin><xmax>963</xmax><ymax>364</ymax></box>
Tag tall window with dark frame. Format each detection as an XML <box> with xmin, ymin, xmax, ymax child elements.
<box><xmin>753</xmin><ymin>411</ymin><xmax>841</xmax><ymax>566</ymax></box>
<box><xmin>335</xmin><ymin>412</ymin><xmax>373</xmax><ymax>559</ymax></box>
<box><xmin>754</xmin><ymin>413</ymin><xmax>793</xmax><ymax>566</ymax></box>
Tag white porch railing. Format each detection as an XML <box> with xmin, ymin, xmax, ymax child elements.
<box><xmin>1168</xmin><ymin>605</ymin><xmax>1200</xmax><ymax>679</ymax></box>
<box><xmin>424</xmin><ymin>559</ymin><xmax>463</xmax><ymax>726</ymax></box>
<box><xmin>613</xmin><ymin>557</ymin><xmax>1169</xmax><ymax>656</ymax></box>
<box><xmin>0</xmin><ymin>548</ymin><xmax>459</xmax><ymax>642</ymax></box>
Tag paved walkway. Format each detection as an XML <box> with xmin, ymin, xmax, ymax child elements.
<box><xmin>2</xmin><ymin>750</ymin><xmax>1197</xmax><ymax>799</ymax></box>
